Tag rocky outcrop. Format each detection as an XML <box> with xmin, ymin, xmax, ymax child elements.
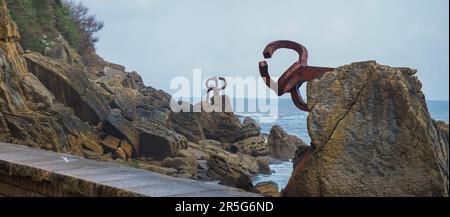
<box><xmin>135</xmin><ymin>119</ymin><xmax>188</xmax><ymax>160</ymax></box>
<box><xmin>169</xmin><ymin>112</ymin><xmax>205</xmax><ymax>143</ymax></box>
<box><xmin>233</xmin><ymin>117</ymin><xmax>261</xmax><ymax>142</ymax></box>
<box><xmin>254</xmin><ymin>181</ymin><xmax>281</xmax><ymax>197</ymax></box>
<box><xmin>283</xmin><ymin>61</ymin><xmax>449</xmax><ymax>197</ymax></box>
<box><xmin>268</xmin><ymin>125</ymin><xmax>308</xmax><ymax>161</ymax></box>
<box><xmin>206</xmin><ymin>145</ymin><xmax>271</xmax><ymax>190</ymax></box>
<box><xmin>23</xmin><ymin>52</ymin><xmax>111</xmax><ymax>124</ymax></box>
<box><xmin>162</xmin><ymin>149</ymin><xmax>198</xmax><ymax>178</ymax></box>
<box><xmin>198</xmin><ymin>96</ymin><xmax>242</xmax><ymax>143</ymax></box>
<box><xmin>103</xmin><ymin>109</ymin><xmax>140</xmax><ymax>152</ymax></box>
<box><xmin>229</xmin><ymin>136</ymin><xmax>268</xmax><ymax>157</ymax></box>
<box><xmin>0</xmin><ymin>4</ymin><xmax>106</xmax><ymax>159</ymax></box>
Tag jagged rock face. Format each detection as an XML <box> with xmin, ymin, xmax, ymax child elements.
<box><xmin>169</xmin><ymin>112</ymin><xmax>205</xmax><ymax>144</ymax></box>
<box><xmin>0</xmin><ymin>4</ymin><xmax>19</xmax><ymax>41</ymax></box>
<box><xmin>199</xmin><ymin>112</ymin><xmax>242</xmax><ymax>143</ymax></box>
<box><xmin>230</xmin><ymin>136</ymin><xmax>268</xmax><ymax>157</ymax></box>
<box><xmin>268</xmin><ymin>125</ymin><xmax>308</xmax><ymax>161</ymax></box>
<box><xmin>233</xmin><ymin>117</ymin><xmax>261</xmax><ymax>142</ymax></box>
<box><xmin>162</xmin><ymin>149</ymin><xmax>198</xmax><ymax>178</ymax></box>
<box><xmin>135</xmin><ymin>119</ymin><xmax>188</xmax><ymax>161</ymax></box>
<box><xmin>283</xmin><ymin>61</ymin><xmax>449</xmax><ymax>197</ymax></box>
<box><xmin>254</xmin><ymin>181</ymin><xmax>280</xmax><ymax>197</ymax></box>
<box><xmin>206</xmin><ymin>147</ymin><xmax>264</xmax><ymax>191</ymax></box>
<box><xmin>0</xmin><ymin>4</ymin><xmax>105</xmax><ymax>158</ymax></box>
<box><xmin>23</xmin><ymin>52</ymin><xmax>111</xmax><ymax>124</ymax></box>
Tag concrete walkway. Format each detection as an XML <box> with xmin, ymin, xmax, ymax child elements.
<box><xmin>0</xmin><ymin>143</ymin><xmax>260</xmax><ymax>197</ymax></box>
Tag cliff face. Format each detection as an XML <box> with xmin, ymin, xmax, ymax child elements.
<box><xmin>1</xmin><ymin>3</ymin><xmax>100</xmax><ymax>154</ymax></box>
<box><xmin>283</xmin><ymin>61</ymin><xmax>449</xmax><ymax>197</ymax></box>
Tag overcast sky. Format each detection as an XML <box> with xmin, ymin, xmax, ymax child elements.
<box><xmin>78</xmin><ymin>0</ymin><xmax>449</xmax><ymax>100</ymax></box>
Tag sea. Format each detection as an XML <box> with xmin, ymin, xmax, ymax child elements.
<box><xmin>233</xmin><ymin>99</ymin><xmax>449</xmax><ymax>191</ymax></box>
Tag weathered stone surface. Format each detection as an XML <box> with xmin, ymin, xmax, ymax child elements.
<box><xmin>233</xmin><ymin>117</ymin><xmax>261</xmax><ymax>142</ymax></box>
<box><xmin>115</xmin><ymin>147</ymin><xmax>128</xmax><ymax>160</ymax></box>
<box><xmin>254</xmin><ymin>181</ymin><xmax>280</xmax><ymax>197</ymax></box>
<box><xmin>198</xmin><ymin>96</ymin><xmax>242</xmax><ymax>143</ymax></box>
<box><xmin>283</xmin><ymin>61</ymin><xmax>449</xmax><ymax>197</ymax></box>
<box><xmin>103</xmin><ymin>109</ymin><xmax>140</xmax><ymax>153</ymax></box>
<box><xmin>199</xmin><ymin>139</ymin><xmax>222</xmax><ymax>149</ymax></box>
<box><xmin>120</xmin><ymin>140</ymin><xmax>133</xmax><ymax>158</ymax></box>
<box><xmin>169</xmin><ymin>112</ymin><xmax>205</xmax><ymax>143</ymax></box>
<box><xmin>0</xmin><ymin>4</ymin><xmax>19</xmax><ymax>42</ymax></box>
<box><xmin>292</xmin><ymin>144</ymin><xmax>311</xmax><ymax>169</ymax></box>
<box><xmin>229</xmin><ymin>136</ymin><xmax>268</xmax><ymax>157</ymax></box>
<box><xmin>268</xmin><ymin>125</ymin><xmax>307</xmax><ymax>161</ymax></box>
<box><xmin>101</xmin><ymin>135</ymin><xmax>120</xmax><ymax>150</ymax></box>
<box><xmin>23</xmin><ymin>52</ymin><xmax>111</xmax><ymax>124</ymax></box>
<box><xmin>134</xmin><ymin>119</ymin><xmax>188</xmax><ymax>160</ymax></box>
<box><xmin>206</xmin><ymin>146</ymin><xmax>270</xmax><ymax>191</ymax></box>
<box><xmin>162</xmin><ymin>150</ymin><xmax>198</xmax><ymax>178</ymax></box>
<box><xmin>256</xmin><ymin>157</ymin><xmax>272</xmax><ymax>175</ymax></box>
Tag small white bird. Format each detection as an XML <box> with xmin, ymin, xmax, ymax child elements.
<box><xmin>61</xmin><ymin>156</ymin><xmax>69</xmax><ymax>163</ymax></box>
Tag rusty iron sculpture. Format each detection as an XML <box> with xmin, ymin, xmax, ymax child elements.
<box><xmin>205</xmin><ymin>76</ymin><xmax>227</xmax><ymax>105</ymax></box>
<box><xmin>259</xmin><ymin>40</ymin><xmax>335</xmax><ymax>111</ymax></box>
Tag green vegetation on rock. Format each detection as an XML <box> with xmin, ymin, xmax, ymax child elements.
<box><xmin>6</xmin><ymin>0</ymin><xmax>101</xmax><ymax>58</ymax></box>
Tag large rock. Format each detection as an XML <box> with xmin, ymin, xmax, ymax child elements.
<box><xmin>283</xmin><ymin>61</ymin><xmax>449</xmax><ymax>197</ymax></box>
<box><xmin>162</xmin><ymin>149</ymin><xmax>198</xmax><ymax>178</ymax></box>
<box><xmin>134</xmin><ymin>119</ymin><xmax>188</xmax><ymax>160</ymax></box>
<box><xmin>268</xmin><ymin>125</ymin><xmax>308</xmax><ymax>161</ymax></box>
<box><xmin>23</xmin><ymin>52</ymin><xmax>110</xmax><ymax>124</ymax></box>
<box><xmin>254</xmin><ymin>181</ymin><xmax>281</xmax><ymax>197</ymax></box>
<box><xmin>103</xmin><ymin>109</ymin><xmax>140</xmax><ymax>152</ymax></box>
<box><xmin>229</xmin><ymin>136</ymin><xmax>268</xmax><ymax>157</ymax></box>
<box><xmin>169</xmin><ymin>112</ymin><xmax>205</xmax><ymax>143</ymax></box>
<box><xmin>206</xmin><ymin>145</ymin><xmax>270</xmax><ymax>191</ymax></box>
<box><xmin>199</xmin><ymin>112</ymin><xmax>242</xmax><ymax>143</ymax></box>
<box><xmin>233</xmin><ymin>117</ymin><xmax>261</xmax><ymax>142</ymax></box>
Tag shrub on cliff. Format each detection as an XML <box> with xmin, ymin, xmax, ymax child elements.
<box><xmin>5</xmin><ymin>0</ymin><xmax>102</xmax><ymax>58</ymax></box>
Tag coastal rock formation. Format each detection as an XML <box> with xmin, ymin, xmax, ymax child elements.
<box><xmin>268</xmin><ymin>125</ymin><xmax>308</xmax><ymax>161</ymax></box>
<box><xmin>23</xmin><ymin>52</ymin><xmax>111</xmax><ymax>124</ymax></box>
<box><xmin>135</xmin><ymin>119</ymin><xmax>188</xmax><ymax>160</ymax></box>
<box><xmin>229</xmin><ymin>136</ymin><xmax>268</xmax><ymax>157</ymax></box>
<box><xmin>254</xmin><ymin>181</ymin><xmax>281</xmax><ymax>197</ymax></box>
<box><xmin>203</xmin><ymin>141</ymin><xmax>271</xmax><ymax>190</ymax></box>
<box><xmin>162</xmin><ymin>149</ymin><xmax>198</xmax><ymax>178</ymax></box>
<box><xmin>233</xmin><ymin>117</ymin><xmax>261</xmax><ymax>142</ymax></box>
<box><xmin>0</xmin><ymin>4</ymin><xmax>105</xmax><ymax>159</ymax></box>
<box><xmin>283</xmin><ymin>61</ymin><xmax>449</xmax><ymax>197</ymax></box>
<box><xmin>198</xmin><ymin>97</ymin><xmax>242</xmax><ymax>143</ymax></box>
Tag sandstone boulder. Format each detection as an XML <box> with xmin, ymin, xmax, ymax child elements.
<box><xmin>162</xmin><ymin>149</ymin><xmax>198</xmax><ymax>178</ymax></box>
<box><xmin>229</xmin><ymin>136</ymin><xmax>268</xmax><ymax>157</ymax></box>
<box><xmin>169</xmin><ymin>112</ymin><xmax>205</xmax><ymax>143</ymax></box>
<box><xmin>232</xmin><ymin>117</ymin><xmax>261</xmax><ymax>142</ymax></box>
<box><xmin>134</xmin><ymin>119</ymin><xmax>188</xmax><ymax>160</ymax></box>
<box><xmin>23</xmin><ymin>52</ymin><xmax>110</xmax><ymax>124</ymax></box>
<box><xmin>198</xmin><ymin>95</ymin><xmax>242</xmax><ymax>143</ymax></box>
<box><xmin>283</xmin><ymin>61</ymin><xmax>449</xmax><ymax>197</ymax></box>
<box><xmin>254</xmin><ymin>181</ymin><xmax>281</xmax><ymax>197</ymax></box>
<box><xmin>206</xmin><ymin>148</ymin><xmax>270</xmax><ymax>191</ymax></box>
<box><xmin>268</xmin><ymin>125</ymin><xmax>308</xmax><ymax>161</ymax></box>
<box><xmin>103</xmin><ymin>109</ymin><xmax>140</xmax><ymax>152</ymax></box>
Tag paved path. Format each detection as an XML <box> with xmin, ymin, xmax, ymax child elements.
<box><xmin>0</xmin><ymin>143</ymin><xmax>260</xmax><ymax>197</ymax></box>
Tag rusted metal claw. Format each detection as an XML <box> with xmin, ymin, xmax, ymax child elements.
<box><xmin>259</xmin><ymin>40</ymin><xmax>334</xmax><ymax>111</ymax></box>
<box><xmin>205</xmin><ymin>76</ymin><xmax>227</xmax><ymax>104</ymax></box>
